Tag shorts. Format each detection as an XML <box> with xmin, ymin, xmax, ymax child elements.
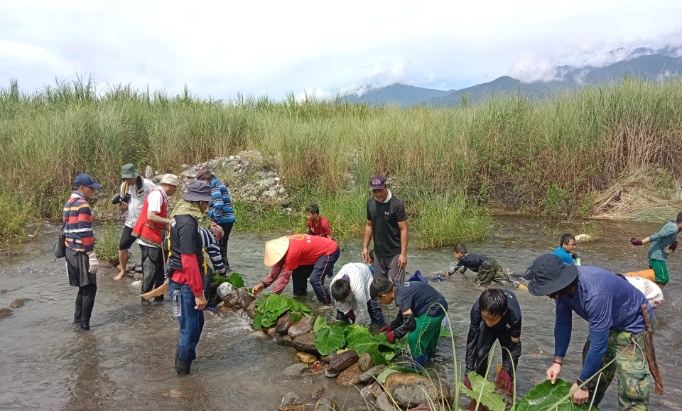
<box><xmin>119</xmin><ymin>225</ymin><xmax>137</xmax><ymax>250</ymax></box>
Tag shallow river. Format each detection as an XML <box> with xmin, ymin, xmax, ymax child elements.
<box><xmin>0</xmin><ymin>216</ymin><xmax>680</xmax><ymax>410</ymax></box>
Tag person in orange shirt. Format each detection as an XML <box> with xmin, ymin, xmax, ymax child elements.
<box><xmin>252</xmin><ymin>234</ymin><xmax>340</xmax><ymax>305</ymax></box>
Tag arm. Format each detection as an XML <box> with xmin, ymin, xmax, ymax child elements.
<box><xmin>502</xmin><ymin>318</ymin><xmax>522</xmax><ymax>374</ymax></box>
<box><xmin>547</xmin><ymin>299</ymin><xmax>572</xmax><ymax>383</ymax></box>
<box><xmin>352</xmin><ymin>276</ymin><xmax>371</xmax><ymax>327</ymax></box>
<box><xmin>389</xmin><ymin>309</ymin><xmax>404</xmax><ymax>331</ymax></box>
<box><xmin>391</xmin><ymin>308</ymin><xmax>416</xmax><ymax>340</ymax></box>
<box><xmin>147</xmin><ymin>210</ymin><xmax>170</xmax><ymax>226</ymax></box>
<box><xmin>207</xmin><ymin>243</ymin><xmax>226</xmax><ymax>275</ymax></box>
<box><xmin>577</xmin><ymin>328</ymin><xmax>610</xmax><ymax>387</ymax></box>
<box><xmin>362</xmin><ymin>219</ymin><xmax>373</xmax><ymax>262</ymax></box>
<box><xmin>465</xmin><ymin>308</ymin><xmax>481</xmax><ymax>374</ymax></box>
<box><xmin>398</xmin><ymin>220</ymin><xmax>408</xmax><ymax>269</ymax></box>
<box><xmin>77</xmin><ymin>202</ymin><xmax>95</xmax><ymax>252</ymax></box>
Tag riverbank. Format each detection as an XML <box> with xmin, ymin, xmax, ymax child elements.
<box><xmin>2</xmin><ymin>77</ymin><xmax>682</xmax><ymax>251</ymax></box>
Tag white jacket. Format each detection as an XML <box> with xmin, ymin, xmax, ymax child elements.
<box><xmin>331</xmin><ymin>263</ymin><xmax>374</xmax><ymax>326</ymax></box>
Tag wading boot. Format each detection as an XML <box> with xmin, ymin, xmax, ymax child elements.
<box><xmin>176</xmin><ymin>358</ymin><xmax>191</xmax><ymax>375</ymax></box>
<box><xmin>73</xmin><ymin>309</ymin><xmax>82</xmax><ymax>327</ymax></box>
<box><xmin>80</xmin><ymin>319</ymin><xmax>90</xmax><ymax>331</ymax></box>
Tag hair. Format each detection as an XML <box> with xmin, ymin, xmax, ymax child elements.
<box><xmin>560</xmin><ymin>233</ymin><xmax>576</xmax><ymax>247</ymax></box>
<box><xmin>550</xmin><ymin>277</ymin><xmax>579</xmax><ymax>298</ymax></box>
<box><xmin>331</xmin><ymin>278</ymin><xmax>351</xmax><ymax>301</ymax></box>
<box><xmin>306</xmin><ymin>203</ymin><xmax>320</xmax><ymax>215</ymax></box>
<box><xmin>196</xmin><ymin>169</ymin><xmax>214</xmax><ymax>181</ymax></box>
<box><xmin>369</xmin><ymin>276</ymin><xmax>394</xmax><ymax>300</ymax></box>
<box><xmin>676</xmin><ymin>211</ymin><xmax>682</xmax><ymax>223</ymax></box>
<box><xmin>479</xmin><ymin>289</ymin><xmax>508</xmax><ymax>317</ymax></box>
<box><xmin>454</xmin><ymin>243</ymin><xmax>467</xmax><ymax>254</ymax></box>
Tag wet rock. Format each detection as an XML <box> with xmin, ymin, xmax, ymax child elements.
<box><xmin>311</xmin><ymin>386</ymin><xmax>325</xmax><ymax>400</ymax></box>
<box><xmin>10</xmin><ymin>298</ymin><xmax>29</xmax><ymax>308</ymax></box>
<box><xmin>276</xmin><ymin>334</ymin><xmax>294</xmax><ymax>347</ymax></box>
<box><xmin>297</xmin><ymin>352</ymin><xmax>317</xmax><ymax>364</ymax></box>
<box><xmin>292</xmin><ymin>332</ymin><xmax>319</xmax><ymax>355</ymax></box>
<box><xmin>246</xmin><ymin>300</ymin><xmax>256</xmax><ymax>319</ymax></box>
<box><xmin>360</xmin><ymin>385</ymin><xmax>375</xmax><ymax>403</ymax></box>
<box><xmin>370</xmin><ymin>381</ymin><xmax>385</xmax><ymax>398</ymax></box>
<box><xmin>133</xmin><ymin>272</ymin><xmax>143</xmax><ymax>280</ymax></box>
<box><xmin>281</xmin><ymin>392</ymin><xmax>301</xmax><ymax>407</ymax></box>
<box><xmin>384</xmin><ymin>372</ymin><xmax>452</xmax><ymax>407</ymax></box>
<box><xmin>267</xmin><ymin>327</ymin><xmax>278</xmax><ymax>336</ymax></box>
<box><xmin>288</xmin><ymin>316</ymin><xmax>315</xmax><ymax>339</ymax></box>
<box><xmin>358</xmin><ymin>352</ymin><xmax>374</xmax><ymax>372</ymax></box>
<box><xmin>283</xmin><ymin>363</ymin><xmax>308</xmax><ymax>376</ymax></box>
<box><xmin>337</xmin><ymin>363</ymin><xmax>362</xmax><ymax>386</ymax></box>
<box><xmin>0</xmin><ymin>290</ymin><xmax>8</xmax><ymax>294</ymax></box>
<box><xmin>276</xmin><ymin>313</ymin><xmax>294</xmax><ymax>335</ymax></box>
<box><xmin>131</xmin><ymin>280</ymin><xmax>141</xmax><ymax>287</ymax></box>
<box><xmin>223</xmin><ymin>291</ymin><xmax>240</xmax><ymax>309</ymax></box>
<box><xmin>313</xmin><ymin>398</ymin><xmax>338</xmax><ymax>411</ymax></box>
<box><xmin>216</xmin><ymin>282</ymin><xmax>235</xmax><ymax>300</ymax></box>
<box><xmin>279</xmin><ymin>406</ymin><xmax>308</xmax><ymax>411</ymax></box>
<box><xmin>375</xmin><ymin>392</ymin><xmax>396</xmax><ymax>411</ymax></box>
<box><xmin>359</xmin><ymin>364</ymin><xmax>387</xmax><ymax>384</ymax></box>
<box><xmin>0</xmin><ymin>308</ymin><xmax>13</xmax><ymax>319</ymax></box>
<box><xmin>249</xmin><ymin>330</ymin><xmax>268</xmax><ymax>338</ymax></box>
<box><xmin>134</xmin><ymin>265</ymin><xmax>143</xmax><ymax>273</ymax></box>
<box><xmin>326</xmin><ymin>350</ymin><xmax>359</xmax><ymax>375</ymax></box>
<box><xmin>237</xmin><ymin>287</ymin><xmax>255</xmax><ymax>309</ymax></box>
<box><xmin>575</xmin><ymin>234</ymin><xmax>592</xmax><ymax>242</ymax></box>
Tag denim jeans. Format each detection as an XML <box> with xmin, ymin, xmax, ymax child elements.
<box><xmin>169</xmin><ymin>279</ymin><xmax>204</xmax><ymax>362</ymax></box>
<box><xmin>309</xmin><ymin>246</ymin><xmax>340</xmax><ymax>304</ymax></box>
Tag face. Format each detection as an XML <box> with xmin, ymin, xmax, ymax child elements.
<box><xmin>199</xmin><ymin>201</ymin><xmax>210</xmax><ymax>214</ymax></box>
<box><xmin>306</xmin><ymin>211</ymin><xmax>317</xmax><ymax>222</ymax></box>
<box><xmin>562</xmin><ymin>239</ymin><xmax>577</xmax><ymax>253</ymax></box>
<box><xmin>123</xmin><ymin>177</ymin><xmax>137</xmax><ymax>185</ymax></box>
<box><xmin>481</xmin><ymin>310</ymin><xmax>504</xmax><ymax>327</ymax></box>
<box><xmin>454</xmin><ymin>251</ymin><xmax>464</xmax><ymax>260</ymax></box>
<box><xmin>376</xmin><ymin>293</ymin><xmax>393</xmax><ymax>305</ymax></box>
<box><xmin>371</xmin><ymin>187</ymin><xmax>388</xmax><ymax>202</ymax></box>
<box><xmin>79</xmin><ymin>185</ymin><xmax>96</xmax><ymax>199</ymax></box>
<box><xmin>164</xmin><ymin>184</ymin><xmax>178</xmax><ymax>196</ymax></box>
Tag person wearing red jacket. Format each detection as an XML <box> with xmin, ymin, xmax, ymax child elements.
<box><xmin>167</xmin><ymin>180</ymin><xmax>212</xmax><ymax>375</ymax></box>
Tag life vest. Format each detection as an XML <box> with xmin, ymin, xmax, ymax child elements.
<box><xmin>132</xmin><ymin>187</ymin><xmax>167</xmax><ymax>247</ymax></box>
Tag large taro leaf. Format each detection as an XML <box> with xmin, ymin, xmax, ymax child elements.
<box><xmin>345</xmin><ymin>326</ymin><xmax>387</xmax><ymax>365</ymax></box>
<box><xmin>515</xmin><ymin>379</ymin><xmax>599</xmax><ymax>411</ymax></box>
<box><xmin>254</xmin><ymin>294</ymin><xmax>312</xmax><ymax>328</ymax></box>
<box><xmin>314</xmin><ymin>323</ymin><xmax>346</xmax><ymax>355</ymax></box>
<box><xmin>458</xmin><ymin>372</ymin><xmax>506</xmax><ymax>411</ymax></box>
<box><xmin>226</xmin><ymin>272</ymin><xmax>244</xmax><ymax>289</ymax></box>
<box><xmin>313</xmin><ymin>316</ymin><xmax>327</xmax><ymax>332</ymax></box>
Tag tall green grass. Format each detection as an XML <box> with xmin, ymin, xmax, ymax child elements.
<box><xmin>2</xmin><ymin>76</ymin><xmax>682</xmax><ymax>247</ymax></box>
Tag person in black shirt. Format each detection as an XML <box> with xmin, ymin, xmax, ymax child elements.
<box><xmin>464</xmin><ymin>289</ymin><xmax>522</xmax><ymax>393</ymax></box>
<box><xmin>370</xmin><ymin>276</ymin><xmax>448</xmax><ymax>368</ymax></box>
<box><xmin>447</xmin><ymin>243</ymin><xmax>516</xmax><ymax>287</ymax></box>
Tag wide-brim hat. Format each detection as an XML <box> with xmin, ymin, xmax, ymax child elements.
<box><xmin>264</xmin><ymin>236</ymin><xmax>290</xmax><ymax>267</ymax></box>
<box><xmin>121</xmin><ymin>163</ymin><xmax>140</xmax><ymax>179</ymax></box>
<box><xmin>527</xmin><ymin>254</ymin><xmax>578</xmax><ymax>296</ymax></box>
<box><xmin>159</xmin><ymin>174</ymin><xmax>180</xmax><ymax>186</ymax></box>
<box><xmin>182</xmin><ymin>180</ymin><xmax>212</xmax><ymax>202</ymax></box>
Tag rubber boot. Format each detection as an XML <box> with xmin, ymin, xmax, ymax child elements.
<box><xmin>80</xmin><ymin>284</ymin><xmax>96</xmax><ymax>331</ymax></box>
<box><xmin>80</xmin><ymin>319</ymin><xmax>91</xmax><ymax>331</ymax></box>
<box><xmin>176</xmin><ymin>358</ymin><xmax>191</xmax><ymax>375</ymax></box>
<box><xmin>73</xmin><ymin>311</ymin><xmax>82</xmax><ymax>327</ymax></box>
<box><xmin>408</xmin><ymin>354</ymin><xmax>429</xmax><ymax>370</ymax></box>
<box><xmin>73</xmin><ymin>291</ymin><xmax>83</xmax><ymax>326</ymax></box>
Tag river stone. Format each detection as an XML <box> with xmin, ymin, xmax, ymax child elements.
<box><xmin>267</xmin><ymin>327</ymin><xmax>278</xmax><ymax>336</ymax></box>
<box><xmin>359</xmin><ymin>364</ymin><xmax>387</xmax><ymax>384</ymax></box>
<box><xmin>326</xmin><ymin>350</ymin><xmax>359</xmax><ymax>375</ymax></box>
<box><xmin>246</xmin><ymin>300</ymin><xmax>256</xmax><ymax>319</ymax></box>
<box><xmin>375</xmin><ymin>392</ymin><xmax>396</xmax><ymax>411</ymax></box>
<box><xmin>276</xmin><ymin>334</ymin><xmax>294</xmax><ymax>347</ymax></box>
<box><xmin>0</xmin><ymin>308</ymin><xmax>13</xmax><ymax>319</ymax></box>
<box><xmin>337</xmin><ymin>363</ymin><xmax>362</xmax><ymax>386</ymax></box>
<box><xmin>281</xmin><ymin>392</ymin><xmax>301</xmax><ymax>407</ymax></box>
<box><xmin>276</xmin><ymin>313</ymin><xmax>294</xmax><ymax>335</ymax></box>
<box><xmin>288</xmin><ymin>316</ymin><xmax>315</xmax><ymax>338</ymax></box>
<box><xmin>370</xmin><ymin>381</ymin><xmax>384</xmax><ymax>398</ymax></box>
<box><xmin>384</xmin><ymin>372</ymin><xmax>451</xmax><ymax>407</ymax></box>
<box><xmin>145</xmin><ymin>165</ymin><xmax>153</xmax><ymax>179</ymax></box>
<box><xmin>360</xmin><ymin>385</ymin><xmax>374</xmax><ymax>403</ymax></box>
<box><xmin>223</xmin><ymin>291</ymin><xmax>240</xmax><ymax>308</ymax></box>
<box><xmin>237</xmin><ymin>287</ymin><xmax>255</xmax><ymax>309</ymax></box>
<box><xmin>313</xmin><ymin>398</ymin><xmax>338</xmax><ymax>411</ymax></box>
<box><xmin>297</xmin><ymin>352</ymin><xmax>317</xmax><ymax>364</ymax></box>
<box><xmin>357</xmin><ymin>352</ymin><xmax>374</xmax><ymax>372</ymax></box>
<box><xmin>10</xmin><ymin>298</ymin><xmax>29</xmax><ymax>308</ymax></box>
<box><xmin>131</xmin><ymin>280</ymin><xmax>142</xmax><ymax>287</ymax></box>
<box><xmin>283</xmin><ymin>363</ymin><xmax>308</xmax><ymax>376</ymax></box>
<box><xmin>292</xmin><ymin>332</ymin><xmax>319</xmax><ymax>355</ymax></box>
<box><xmin>216</xmin><ymin>282</ymin><xmax>235</xmax><ymax>300</ymax></box>
<box><xmin>311</xmin><ymin>386</ymin><xmax>325</xmax><ymax>400</ymax></box>
<box><xmin>279</xmin><ymin>406</ymin><xmax>308</xmax><ymax>411</ymax></box>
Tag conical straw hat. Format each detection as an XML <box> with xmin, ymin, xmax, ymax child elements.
<box><xmin>264</xmin><ymin>236</ymin><xmax>290</xmax><ymax>267</ymax></box>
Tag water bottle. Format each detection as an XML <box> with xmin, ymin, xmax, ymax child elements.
<box><xmin>172</xmin><ymin>289</ymin><xmax>181</xmax><ymax>317</ymax></box>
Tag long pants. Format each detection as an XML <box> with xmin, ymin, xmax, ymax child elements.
<box><xmin>648</xmin><ymin>259</ymin><xmax>669</xmax><ymax>286</ymax></box>
<box><xmin>170</xmin><ymin>279</ymin><xmax>205</xmax><ymax>363</ymax></box>
<box><xmin>467</xmin><ymin>322</ymin><xmax>516</xmax><ymax>376</ymax></box>
<box><xmin>140</xmin><ymin>245</ymin><xmax>164</xmax><ymax>299</ymax></box>
<box><xmin>309</xmin><ymin>246</ymin><xmax>340</xmax><ymax>304</ymax></box>
<box><xmin>374</xmin><ymin>254</ymin><xmax>406</xmax><ymax>284</ymax></box>
<box><xmin>475</xmin><ymin>259</ymin><xmax>512</xmax><ymax>286</ymax></box>
<box><xmin>218</xmin><ymin>222</ymin><xmax>234</xmax><ymax>269</ymax></box>
<box><xmin>408</xmin><ymin>314</ymin><xmax>445</xmax><ymax>359</ymax></box>
<box><xmin>582</xmin><ymin>330</ymin><xmax>650</xmax><ymax>410</ymax></box>
<box><xmin>74</xmin><ymin>284</ymin><xmax>97</xmax><ymax>324</ymax></box>
<box><xmin>336</xmin><ymin>299</ymin><xmax>386</xmax><ymax>327</ymax></box>
<box><xmin>292</xmin><ymin>265</ymin><xmax>314</xmax><ymax>296</ymax></box>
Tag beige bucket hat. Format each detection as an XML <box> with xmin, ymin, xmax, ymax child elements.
<box><xmin>264</xmin><ymin>236</ymin><xmax>290</xmax><ymax>267</ymax></box>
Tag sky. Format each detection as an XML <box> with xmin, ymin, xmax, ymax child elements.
<box><xmin>1</xmin><ymin>0</ymin><xmax>682</xmax><ymax>101</ymax></box>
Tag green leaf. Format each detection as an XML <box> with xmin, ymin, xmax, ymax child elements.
<box><xmin>288</xmin><ymin>311</ymin><xmax>304</xmax><ymax>324</ymax></box>
<box><xmin>516</xmin><ymin>379</ymin><xmax>599</xmax><ymax>411</ymax></box>
<box><xmin>253</xmin><ymin>294</ymin><xmax>313</xmax><ymax>328</ymax></box>
<box><xmin>226</xmin><ymin>272</ymin><xmax>244</xmax><ymax>289</ymax></box>
<box><xmin>376</xmin><ymin>368</ymin><xmax>398</xmax><ymax>384</ymax></box>
<box><xmin>458</xmin><ymin>372</ymin><xmax>506</xmax><ymax>411</ymax></box>
<box><xmin>314</xmin><ymin>323</ymin><xmax>346</xmax><ymax>355</ymax></box>
<box><xmin>252</xmin><ymin>312</ymin><xmax>263</xmax><ymax>330</ymax></box>
<box><xmin>313</xmin><ymin>316</ymin><xmax>328</xmax><ymax>333</ymax></box>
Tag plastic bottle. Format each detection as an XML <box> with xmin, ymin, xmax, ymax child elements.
<box><xmin>172</xmin><ymin>289</ymin><xmax>182</xmax><ymax>317</ymax></box>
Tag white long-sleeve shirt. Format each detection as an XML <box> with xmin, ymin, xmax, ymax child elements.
<box><xmin>330</xmin><ymin>263</ymin><xmax>374</xmax><ymax>326</ymax></box>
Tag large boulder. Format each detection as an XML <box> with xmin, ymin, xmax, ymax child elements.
<box><xmin>337</xmin><ymin>363</ymin><xmax>362</xmax><ymax>386</ymax></box>
<box><xmin>384</xmin><ymin>372</ymin><xmax>452</xmax><ymax>407</ymax></box>
<box><xmin>359</xmin><ymin>364</ymin><xmax>387</xmax><ymax>384</ymax></box>
<box><xmin>276</xmin><ymin>313</ymin><xmax>295</xmax><ymax>335</ymax></box>
<box><xmin>288</xmin><ymin>316</ymin><xmax>315</xmax><ymax>339</ymax></box>
<box><xmin>292</xmin><ymin>332</ymin><xmax>319</xmax><ymax>355</ymax></box>
<box><xmin>357</xmin><ymin>352</ymin><xmax>374</xmax><ymax>372</ymax></box>
<box><xmin>326</xmin><ymin>350</ymin><xmax>359</xmax><ymax>376</ymax></box>
<box><xmin>216</xmin><ymin>282</ymin><xmax>235</xmax><ymax>300</ymax></box>
<box><xmin>237</xmin><ymin>287</ymin><xmax>255</xmax><ymax>309</ymax></box>
<box><xmin>246</xmin><ymin>300</ymin><xmax>256</xmax><ymax>319</ymax></box>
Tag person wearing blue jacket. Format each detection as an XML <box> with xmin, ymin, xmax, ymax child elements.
<box><xmin>527</xmin><ymin>254</ymin><xmax>655</xmax><ymax>410</ymax></box>
<box><xmin>197</xmin><ymin>169</ymin><xmax>236</xmax><ymax>272</ymax></box>
<box><xmin>630</xmin><ymin>211</ymin><xmax>682</xmax><ymax>286</ymax></box>
<box><xmin>551</xmin><ymin>233</ymin><xmax>580</xmax><ymax>265</ymax></box>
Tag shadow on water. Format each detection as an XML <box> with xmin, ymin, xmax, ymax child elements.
<box><xmin>0</xmin><ymin>216</ymin><xmax>680</xmax><ymax>410</ymax></box>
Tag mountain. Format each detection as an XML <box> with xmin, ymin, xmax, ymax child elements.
<box><xmin>341</xmin><ymin>47</ymin><xmax>682</xmax><ymax>107</ymax></box>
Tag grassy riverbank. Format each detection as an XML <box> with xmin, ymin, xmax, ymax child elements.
<box><xmin>1</xmin><ymin>77</ymin><xmax>681</xmax><ymax>249</ymax></box>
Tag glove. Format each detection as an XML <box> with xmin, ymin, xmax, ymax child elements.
<box><xmin>379</xmin><ymin>325</ymin><xmax>392</xmax><ymax>333</ymax></box>
<box><xmin>384</xmin><ymin>330</ymin><xmax>395</xmax><ymax>343</ymax></box>
<box><xmin>111</xmin><ymin>194</ymin><xmax>122</xmax><ymax>204</ymax></box>
<box><xmin>464</xmin><ymin>375</ymin><xmax>472</xmax><ymax>390</ymax></box>
<box><xmin>88</xmin><ymin>252</ymin><xmax>99</xmax><ymax>274</ymax></box>
<box><xmin>347</xmin><ymin>310</ymin><xmax>356</xmax><ymax>323</ymax></box>
<box><xmin>670</xmin><ymin>240</ymin><xmax>678</xmax><ymax>252</ymax></box>
<box><xmin>121</xmin><ymin>193</ymin><xmax>131</xmax><ymax>203</ymax></box>
<box><xmin>571</xmin><ymin>252</ymin><xmax>580</xmax><ymax>260</ymax></box>
<box><xmin>630</xmin><ymin>237</ymin><xmax>643</xmax><ymax>246</ymax></box>
<box><xmin>496</xmin><ymin>369</ymin><xmax>513</xmax><ymax>392</ymax></box>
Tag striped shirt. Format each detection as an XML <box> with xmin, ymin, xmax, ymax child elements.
<box><xmin>62</xmin><ymin>191</ymin><xmax>94</xmax><ymax>253</ymax></box>
<box><xmin>199</xmin><ymin>227</ymin><xmax>226</xmax><ymax>275</ymax></box>
<box><xmin>208</xmin><ymin>177</ymin><xmax>235</xmax><ymax>224</ymax></box>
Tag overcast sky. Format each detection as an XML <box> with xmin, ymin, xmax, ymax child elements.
<box><xmin>2</xmin><ymin>0</ymin><xmax>682</xmax><ymax>101</ymax></box>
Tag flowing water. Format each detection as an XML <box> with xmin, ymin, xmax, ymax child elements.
<box><xmin>0</xmin><ymin>216</ymin><xmax>680</xmax><ymax>410</ymax></box>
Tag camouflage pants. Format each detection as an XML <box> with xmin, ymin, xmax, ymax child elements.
<box><xmin>582</xmin><ymin>330</ymin><xmax>650</xmax><ymax>410</ymax></box>
<box><xmin>475</xmin><ymin>259</ymin><xmax>512</xmax><ymax>286</ymax></box>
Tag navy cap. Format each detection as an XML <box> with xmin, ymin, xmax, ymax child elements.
<box><xmin>73</xmin><ymin>174</ymin><xmax>102</xmax><ymax>189</ymax></box>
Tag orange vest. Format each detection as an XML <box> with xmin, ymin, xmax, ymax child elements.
<box><xmin>132</xmin><ymin>188</ymin><xmax>167</xmax><ymax>247</ymax></box>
